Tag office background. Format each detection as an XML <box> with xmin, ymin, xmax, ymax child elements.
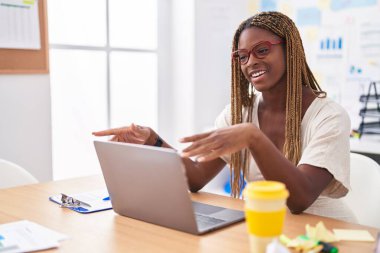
<box><xmin>0</xmin><ymin>0</ymin><xmax>379</xmax><ymax>183</ymax></box>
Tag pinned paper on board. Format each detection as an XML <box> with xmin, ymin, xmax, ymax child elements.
<box><xmin>330</xmin><ymin>0</ymin><xmax>377</xmax><ymax>11</ymax></box>
<box><xmin>296</xmin><ymin>7</ymin><xmax>321</xmax><ymax>26</ymax></box>
<box><xmin>278</xmin><ymin>2</ymin><xmax>294</xmax><ymax>17</ymax></box>
<box><xmin>0</xmin><ymin>0</ymin><xmax>41</xmax><ymax>49</ymax></box>
<box><xmin>317</xmin><ymin>0</ymin><xmax>331</xmax><ymax>10</ymax></box>
<box><xmin>247</xmin><ymin>0</ymin><xmax>260</xmax><ymax>14</ymax></box>
<box><xmin>259</xmin><ymin>0</ymin><xmax>277</xmax><ymax>11</ymax></box>
<box><xmin>360</xmin><ymin>22</ymin><xmax>380</xmax><ymax>58</ymax></box>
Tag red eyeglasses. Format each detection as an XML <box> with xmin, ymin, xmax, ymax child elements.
<box><xmin>231</xmin><ymin>40</ymin><xmax>284</xmax><ymax>65</ymax></box>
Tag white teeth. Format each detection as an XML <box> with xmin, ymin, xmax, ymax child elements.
<box><xmin>251</xmin><ymin>70</ymin><xmax>266</xmax><ymax>78</ymax></box>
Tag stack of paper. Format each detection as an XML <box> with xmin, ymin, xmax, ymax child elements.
<box><xmin>0</xmin><ymin>220</ymin><xmax>67</xmax><ymax>253</ymax></box>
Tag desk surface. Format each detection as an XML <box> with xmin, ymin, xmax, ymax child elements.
<box><xmin>0</xmin><ymin>176</ymin><xmax>378</xmax><ymax>253</ymax></box>
<box><xmin>350</xmin><ymin>135</ymin><xmax>380</xmax><ymax>155</ymax></box>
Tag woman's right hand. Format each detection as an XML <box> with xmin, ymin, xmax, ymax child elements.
<box><xmin>92</xmin><ymin>123</ymin><xmax>155</xmax><ymax>145</ymax></box>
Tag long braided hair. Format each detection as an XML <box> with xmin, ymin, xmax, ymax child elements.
<box><xmin>230</xmin><ymin>11</ymin><xmax>325</xmax><ymax>198</ymax></box>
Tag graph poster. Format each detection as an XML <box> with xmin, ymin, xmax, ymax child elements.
<box><xmin>0</xmin><ymin>0</ymin><xmax>40</xmax><ymax>49</ymax></box>
<box><xmin>317</xmin><ymin>29</ymin><xmax>345</xmax><ymax>60</ymax></box>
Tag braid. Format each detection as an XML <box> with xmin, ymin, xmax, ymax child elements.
<box><xmin>229</xmin><ymin>11</ymin><xmax>325</xmax><ymax>198</ymax></box>
<box><xmin>230</xmin><ymin>23</ymin><xmax>252</xmax><ymax>197</ymax></box>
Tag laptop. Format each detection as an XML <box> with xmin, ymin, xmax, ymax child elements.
<box><xmin>94</xmin><ymin>140</ymin><xmax>245</xmax><ymax>235</ymax></box>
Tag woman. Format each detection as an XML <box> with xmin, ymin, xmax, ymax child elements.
<box><xmin>93</xmin><ymin>12</ymin><xmax>356</xmax><ymax>222</ymax></box>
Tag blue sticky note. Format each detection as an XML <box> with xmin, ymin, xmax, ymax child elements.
<box><xmin>331</xmin><ymin>0</ymin><xmax>377</xmax><ymax>11</ymax></box>
<box><xmin>297</xmin><ymin>7</ymin><xmax>321</xmax><ymax>26</ymax></box>
<box><xmin>260</xmin><ymin>0</ymin><xmax>277</xmax><ymax>11</ymax></box>
<box><xmin>0</xmin><ymin>234</ymin><xmax>4</xmax><ymax>240</ymax></box>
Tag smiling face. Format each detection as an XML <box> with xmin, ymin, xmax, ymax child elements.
<box><xmin>238</xmin><ymin>27</ymin><xmax>286</xmax><ymax>93</ymax></box>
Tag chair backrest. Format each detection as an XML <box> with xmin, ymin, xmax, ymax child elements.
<box><xmin>0</xmin><ymin>159</ymin><xmax>38</xmax><ymax>189</ymax></box>
<box><xmin>342</xmin><ymin>153</ymin><xmax>380</xmax><ymax>229</ymax></box>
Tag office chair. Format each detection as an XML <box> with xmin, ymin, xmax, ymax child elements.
<box><xmin>0</xmin><ymin>159</ymin><xmax>38</xmax><ymax>189</ymax></box>
<box><xmin>342</xmin><ymin>153</ymin><xmax>380</xmax><ymax>229</ymax></box>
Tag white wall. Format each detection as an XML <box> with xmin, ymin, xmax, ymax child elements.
<box><xmin>168</xmin><ymin>0</ymin><xmax>249</xmax><ymax>149</ymax></box>
<box><xmin>0</xmin><ymin>75</ymin><xmax>52</xmax><ymax>182</ymax></box>
<box><xmin>156</xmin><ymin>0</ymin><xmax>175</xmax><ymax>145</ymax></box>
<box><xmin>169</xmin><ymin>0</ymin><xmax>196</xmax><ymax>148</ymax></box>
<box><xmin>168</xmin><ymin>0</ymin><xmax>250</xmax><ymax>195</ymax></box>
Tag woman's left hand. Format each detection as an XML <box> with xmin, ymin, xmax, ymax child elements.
<box><xmin>180</xmin><ymin>123</ymin><xmax>256</xmax><ymax>162</ymax></box>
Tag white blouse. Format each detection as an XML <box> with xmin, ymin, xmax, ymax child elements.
<box><xmin>215</xmin><ymin>93</ymin><xmax>357</xmax><ymax>223</ymax></box>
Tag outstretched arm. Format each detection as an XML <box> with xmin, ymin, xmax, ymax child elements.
<box><xmin>92</xmin><ymin>124</ymin><xmax>226</xmax><ymax>192</ymax></box>
<box><xmin>180</xmin><ymin>123</ymin><xmax>333</xmax><ymax>213</ymax></box>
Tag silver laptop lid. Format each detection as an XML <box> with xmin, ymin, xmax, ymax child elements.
<box><xmin>94</xmin><ymin>140</ymin><xmax>199</xmax><ymax>234</ymax></box>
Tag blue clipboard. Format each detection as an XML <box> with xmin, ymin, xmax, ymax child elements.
<box><xmin>49</xmin><ymin>189</ymin><xmax>112</xmax><ymax>214</ymax></box>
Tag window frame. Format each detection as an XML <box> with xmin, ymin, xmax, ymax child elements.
<box><xmin>49</xmin><ymin>0</ymin><xmax>159</xmax><ymax>128</ymax></box>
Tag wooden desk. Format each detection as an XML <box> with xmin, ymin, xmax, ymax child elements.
<box><xmin>0</xmin><ymin>176</ymin><xmax>378</xmax><ymax>252</ymax></box>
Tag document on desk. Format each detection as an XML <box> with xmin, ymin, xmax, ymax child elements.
<box><xmin>49</xmin><ymin>188</ymin><xmax>112</xmax><ymax>213</ymax></box>
<box><xmin>0</xmin><ymin>220</ymin><xmax>67</xmax><ymax>253</ymax></box>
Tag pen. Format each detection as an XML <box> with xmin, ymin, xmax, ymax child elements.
<box><xmin>103</xmin><ymin>196</ymin><xmax>110</xmax><ymax>201</ymax></box>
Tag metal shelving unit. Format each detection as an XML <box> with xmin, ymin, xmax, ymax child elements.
<box><xmin>357</xmin><ymin>81</ymin><xmax>380</xmax><ymax>138</ymax></box>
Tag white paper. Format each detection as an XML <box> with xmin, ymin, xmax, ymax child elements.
<box><xmin>360</xmin><ymin>21</ymin><xmax>380</xmax><ymax>58</ymax></box>
<box><xmin>0</xmin><ymin>220</ymin><xmax>67</xmax><ymax>253</ymax></box>
<box><xmin>266</xmin><ymin>239</ymin><xmax>290</xmax><ymax>253</ymax></box>
<box><xmin>0</xmin><ymin>0</ymin><xmax>41</xmax><ymax>49</ymax></box>
<box><xmin>333</xmin><ymin>229</ymin><xmax>375</xmax><ymax>242</ymax></box>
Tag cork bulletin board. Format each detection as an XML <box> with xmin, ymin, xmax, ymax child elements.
<box><xmin>0</xmin><ymin>0</ymin><xmax>49</xmax><ymax>74</ymax></box>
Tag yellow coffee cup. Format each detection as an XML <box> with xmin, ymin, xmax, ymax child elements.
<box><xmin>244</xmin><ymin>181</ymin><xmax>289</xmax><ymax>253</ymax></box>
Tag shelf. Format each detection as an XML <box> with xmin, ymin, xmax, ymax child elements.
<box><xmin>359</xmin><ymin>127</ymin><xmax>380</xmax><ymax>134</ymax></box>
<box><xmin>357</xmin><ymin>81</ymin><xmax>380</xmax><ymax>137</ymax></box>
<box><xmin>359</xmin><ymin>121</ymin><xmax>380</xmax><ymax>127</ymax></box>
<box><xmin>359</xmin><ymin>94</ymin><xmax>380</xmax><ymax>103</ymax></box>
<box><xmin>359</xmin><ymin>108</ymin><xmax>380</xmax><ymax>118</ymax></box>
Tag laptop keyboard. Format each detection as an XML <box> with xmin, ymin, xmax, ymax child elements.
<box><xmin>195</xmin><ymin>213</ymin><xmax>226</xmax><ymax>227</ymax></box>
